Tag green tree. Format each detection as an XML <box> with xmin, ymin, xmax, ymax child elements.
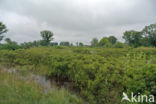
<box><xmin>0</xmin><ymin>22</ymin><xmax>7</xmax><ymax>42</ymax></box>
<box><xmin>79</xmin><ymin>42</ymin><xmax>84</xmax><ymax>46</ymax></box>
<box><xmin>0</xmin><ymin>38</ymin><xmax>20</xmax><ymax>50</ymax></box>
<box><xmin>108</xmin><ymin>36</ymin><xmax>117</xmax><ymax>44</ymax></box>
<box><xmin>142</xmin><ymin>23</ymin><xmax>156</xmax><ymax>46</ymax></box>
<box><xmin>99</xmin><ymin>37</ymin><xmax>110</xmax><ymax>46</ymax></box>
<box><xmin>20</xmin><ymin>40</ymin><xmax>43</xmax><ymax>48</ymax></box>
<box><xmin>91</xmin><ymin>38</ymin><xmax>99</xmax><ymax>47</ymax></box>
<box><xmin>40</xmin><ymin>30</ymin><xmax>54</xmax><ymax>46</ymax></box>
<box><xmin>114</xmin><ymin>42</ymin><xmax>126</xmax><ymax>48</ymax></box>
<box><xmin>5</xmin><ymin>38</ymin><xmax>12</xmax><ymax>44</ymax></box>
<box><xmin>70</xmin><ymin>43</ymin><xmax>73</xmax><ymax>46</ymax></box>
<box><xmin>5</xmin><ymin>38</ymin><xmax>17</xmax><ymax>45</ymax></box>
<box><xmin>32</xmin><ymin>40</ymin><xmax>42</xmax><ymax>47</ymax></box>
<box><xmin>60</xmin><ymin>41</ymin><xmax>70</xmax><ymax>46</ymax></box>
<box><xmin>50</xmin><ymin>42</ymin><xmax>58</xmax><ymax>46</ymax></box>
<box><xmin>123</xmin><ymin>30</ymin><xmax>142</xmax><ymax>47</ymax></box>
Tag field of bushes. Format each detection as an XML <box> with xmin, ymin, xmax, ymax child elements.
<box><xmin>0</xmin><ymin>47</ymin><xmax>156</xmax><ymax>104</ymax></box>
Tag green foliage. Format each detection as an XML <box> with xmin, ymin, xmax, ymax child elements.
<box><xmin>0</xmin><ymin>21</ymin><xmax>7</xmax><ymax>42</ymax></box>
<box><xmin>122</xmin><ymin>23</ymin><xmax>156</xmax><ymax>47</ymax></box>
<box><xmin>40</xmin><ymin>30</ymin><xmax>54</xmax><ymax>46</ymax></box>
<box><xmin>123</xmin><ymin>30</ymin><xmax>142</xmax><ymax>47</ymax></box>
<box><xmin>60</xmin><ymin>41</ymin><xmax>70</xmax><ymax>46</ymax></box>
<box><xmin>0</xmin><ymin>44</ymin><xmax>21</xmax><ymax>50</ymax></box>
<box><xmin>50</xmin><ymin>42</ymin><xmax>58</xmax><ymax>46</ymax></box>
<box><xmin>99</xmin><ymin>37</ymin><xmax>110</xmax><ymax>47</ymax></box>
<box><xmin>123</xmin><ymin>51</ymin><xmax>156</xmax><ymax>101</ymax></box>
<box><xmin>91</xmin><ymin>36</ymin><xmax>118</xmax><ymax>48</ymax></box>
<box><xmin>113</xmin><ymin>42</ymin><xmax>127</xmax><ymax>48</ymax></box>
<box><xmin>91</xmin><ymin>38</ymin><xmax>99</xmax><ymax>47</ymax></box>
<box><xmin>0</xmin><ymin>47</ymin><xmax>155</xmax><ymax>104</ymax></box>
<box><xmin>0</xmin><ymin>38</ymin><xmax>21</xmax><ymax>50</ymax></box>
<box><xmin>142</xmin><ymin>23</ymin><xmax>156</xmax><ymax>46</ymax></box>
<box><xmin>78</xmin><ymin>42</ymin><xmax>84</xmax><ymax>46</ymax></box>
<box><xmin>108</xmin><ymin>36</ymin><xmax>117</xmax><ymax>44</ymax></box>
<box><xmin>0</xmin><ymin>70</ymin><xmax>84</xmax><ymax>104</ymax></box>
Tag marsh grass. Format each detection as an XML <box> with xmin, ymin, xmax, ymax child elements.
<box><xmin>0</xmin><ymin>69</ymin><xmax>85</xmax><ymax>104</ymax></box>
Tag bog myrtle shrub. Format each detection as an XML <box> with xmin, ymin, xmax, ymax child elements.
<box><xmin>0</xmin><ymin>47</ymin><xmax>155</xmax><ymax>104</ymax></box>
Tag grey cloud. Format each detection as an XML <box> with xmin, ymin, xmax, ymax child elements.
<box><xmin>0</xmin><ymin>0</ymin><xmax>155</xmax><ymax>44</ymax></box>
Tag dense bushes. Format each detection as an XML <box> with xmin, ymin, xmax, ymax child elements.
<box><xmin>0</xmin><ymin>47</ymin><xmax>155</xmax><ymax>104</ymax></box>
<box><xmin>0</xmin><ymin>43</ymin><xmax>21</xmax><ymax>50</ymax></box>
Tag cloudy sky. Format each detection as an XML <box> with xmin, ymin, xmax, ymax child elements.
<box><xmin>0</xmin><ymin>0</ymin><xmax>156</xmax><ymax>44</ymax></box>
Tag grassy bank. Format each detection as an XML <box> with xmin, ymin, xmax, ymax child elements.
<box><xmin>0</xmin><ymin>67</ymin><xmax>85</xmax><ymax>104</ymax></box>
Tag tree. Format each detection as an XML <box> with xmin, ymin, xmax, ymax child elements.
<box><xmin>108</xmin><ymin>36</ymin><xmax>117</xmax><ymax>44</ymax></box>
<box><xmin>123</xmin><ymin>30</ymin><xmax>142</xmax><ymax>47</ymax></box>
<box><xmin>5</xmin><ymin>38</ymin><xmax>12</xmax><ymax>44</ymax></box>
<box><xmin>99</xmin><ymin>37</ymin><xmax>110</xmax><ymax>46</ymax></box>
<box><xmin>60</xmin><ymin>41</ymin><xmax>70</xmax><ymax>46</ymax></box>
<box><xmin>5</xmin><ymin>38</ymin><xmax>17</xmax><ymax>45</ymax></box>
<box><xmin>114</xmin><ymin>42</ymin><xmax>126</xmax><ymax>48</ymax></box>
<box><xmin>0</xmin><ymin>38</ymin><xmax>20</xmax><ymax>50</ymax></box>
<box><xmin>20</xmin><ymin>40</ymin><xmax>42</xmax><ymax>48</ymax></box>
<box><xmin>142</xmin><ymin>23</ymin><xmax>156</xmax><ymax>46</ymax></box>
<box><xmin>40</xmin><ymin>30</ymin><xmax>54</xmax><ymax>46</ymax></box>
<box><xmin>79</xmin><ymin>42</ymin><xmax>84</xmax><ymax>46</ymax></box>
<box><xmin>91</xmin><ymin>38</ymin><xmax>99</xmax><ymax>47</ymax></box>
<box><xmin>0</xmin><ymin>22</ymin><xmax>7</xmax><ymax>42</ymax></box>
<box><xmin>50</xmin><ymin>42</ymin><xmax>58</xmax><ymax>46</ymax></box>
<box><xmin>32</xmin><ymin>40</ymin><xmax>41</xmax><ymax>47</ymax></box>
<box><xmin>70</xmin><ymin>43</ymin><xmax>73</xmax><ymax>46</ymax></box>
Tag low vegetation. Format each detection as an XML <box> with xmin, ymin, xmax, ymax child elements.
<box><xmin>0</xmin><ymin>47</ymin><xmax>155</xmax><ymax>104</ymax></box>
<box><xmin>0</xmin><ymin>67</ymin><xmax>85</xmax><ymax>104</ymax></box>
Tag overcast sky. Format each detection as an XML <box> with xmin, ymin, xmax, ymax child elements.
<box><xmin>0</xmin><ymin>0</ymin><xmax>156</xmax><ymax>44</ymax></box>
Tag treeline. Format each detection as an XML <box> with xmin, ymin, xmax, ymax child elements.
<box><xmin>91</xmin><ymin>23</ymin><xmax>156</xmax><ymax>48</ymax></box>
<box><xmin>123</xmin><ymin>23</ymin><xmax>156</xmax><ymax>47</ymax></box>
<box><xmin>0</xmin><ymin>22</ymin><xmax>84</xmax><ymax>50</ymax></box>
<box><xmin>91</xmin><ymin>36</ymin><xmax>126</xmax><ymax>48</ymax></box>
<box><xmin>0</xmin><ymin>21</ymin><xmax>156</xmax><ymax>50</ymax></box>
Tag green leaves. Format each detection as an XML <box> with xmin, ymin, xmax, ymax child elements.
<box><xmin>40</xmin><ymin>30</ymin><xmax>54</xmax><ymax>46</ymax></box>
<box><xmin>0</xmin><ymin>47</ymin><xmax>155</xmax><ymax>104</ymax></box>
<box><xmin>123</xmin><ymin>23</ymin><xmax>156</xmax><ymax>47</ymax></box>
<box><xmin>142</xmin><ymin>23</ymin><xmax>156</xmax><ymax>46</ymax></box>
<box><xmin>0</xmin><ymin>21</ymin><xmax>7</xmax><ymax>42</ymax></box>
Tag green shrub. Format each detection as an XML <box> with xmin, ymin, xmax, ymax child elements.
<box><xmin>0</xmin><ymin>47</ymin><xmax>155</xmax><ymax>104</ymax></box>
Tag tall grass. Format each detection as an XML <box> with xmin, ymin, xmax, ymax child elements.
<box><xmin>0</xmin><ymin>69</ymin><xmax>85</xmax><ymax>104</ymax></box>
